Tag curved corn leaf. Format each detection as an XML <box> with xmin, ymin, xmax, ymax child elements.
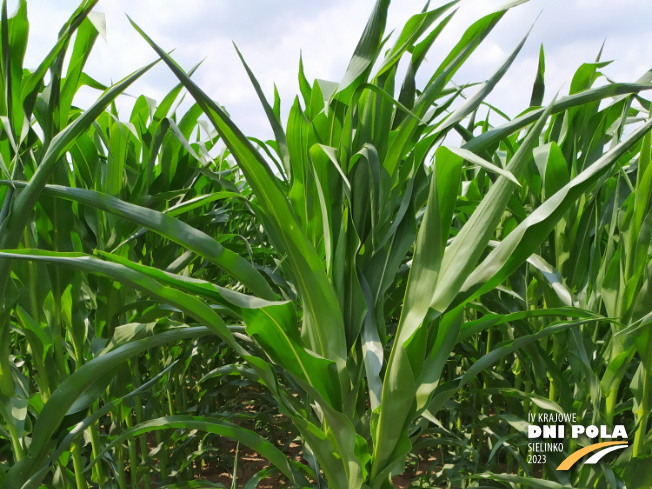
<box><xmin>90</xmin><ymin>416</ymin><xmax>311</xmax><ymax>486</ymax></box>
<box><xmin>130</xmin><ymin>20</ymin><xmax>348</xmax><ymax>386</ymax></box>
<box><xmin>0</xmin><ymin>180</ymin><xmax>275</xmax><ymax>300</ymax></box>
<box><xmin>0</xmin><ymin>327</ymin><xmax>208</xmax><ymax>489</ymax></box>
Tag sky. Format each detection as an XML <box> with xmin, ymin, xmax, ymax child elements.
<box><xmin>10</xmin><ymin>0</ymin><xmax>652</xmax><ymax>139</ymax></box>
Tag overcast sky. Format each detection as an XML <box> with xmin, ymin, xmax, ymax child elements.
<box><xmin>11</xmin><ymin>0</ymin><xmax>652</xmax><ymax>138</ymax></box>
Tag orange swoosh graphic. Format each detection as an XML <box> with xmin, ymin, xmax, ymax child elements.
<box><xmin>557</xmin><ymin>441</ymin><xmax>628</xmax><ymax>470</ymax></box>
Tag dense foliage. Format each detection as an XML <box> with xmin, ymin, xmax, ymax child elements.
<box><xmin>0</xmin><ymin>1</ymin><xmax>650</xmax><ymax>488</ymax></box>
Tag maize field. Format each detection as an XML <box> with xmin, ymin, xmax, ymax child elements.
<box><xmin>0</xmin><ymin>0</ymin><xmax>650</xmax><ymax>488</ymax></box>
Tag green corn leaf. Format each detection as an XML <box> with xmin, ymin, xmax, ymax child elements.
<box><xmin>2</xmin><ymin>0</ymin><xmax>28</xmax><ymax>144</ymax></box>
<box><xmin>530</xmin><ymin>44</ymin><xmax>546</xmax><ymax>106</ymax></box>
<box><xmin>0</xmin><ymin>59</ymin><xmax>159</xmax><ymax>253</ymax></box>
<box><xmin>243</xmin><ymin>302</ymin><xmax>342</xmax><ymax>410</ymax></box>
<box><xmin>371</xmin><ymin>154</ymin><xmax>445</xmax><ymax>480</ymax></box>
<box><xmin>472</xmin><ymin>472</ymin><xmax>571</xmax><ymax>488</ymax></box>
<box><xmin>0</xmin><ymin>327</ymin><xmax>209</xmax><ymax>489</ymax></box>
<box><xmin>459</xmin><ymin>118</ymin><xmax>652</xmax><ymax>303</ymax></box>
<box><xmin>235</xmin><ymin>44</ymin><xmax>291</xmax><ymax>178</ymax></box>
<box><xmin>384</xmin><ymin>3</ymin><xmax>523</xmax><ymax>176</ymax></box>
<box><xmin>374</xmin><ymin>1</ymin><xmax>459</xmax><ymax>79</ymax></box>
<box><xmin>90</xmin><ymin>416</ymin><xmax>310</xmax><ymax>486</ymax></box>
<box><xmin>426</xmin><ymin>318</ymin><xmax>602</xmax><ymax>416</ymax></box>
<box><xmin>130</xmin><ymin>20</ymin><xmax>348</xmax><ymax>382</ymax></box>
<box><xmin>337</xmin><ymin>0</ymin><xmax>389</xmax><ymax>96</ymax></box>
<box><xmin>464</xmin><ymin>83</ymin><xmax>652</xmax><ymax>154</ymax></box>
<box><xmin>433</xmin><ymin>23</ymin><xmax>533</xmax><ymax>138</ymax></box>
<box><xmin>430</xmin><ymin>98</ymin><xmax>556</xmax><ymax>314</ymax></box>
<box><xmin>58</xmin><ymin>12</ymin><xmax>101</xmax><ymax>126</ymax></box>
<box><xmin>21</xmin><ymin>1</ymin><xmax>99</xmax><ymax>109</ymax></box>
<box><xmin>0</xmin><ymin>180</ymin><xmax>275</xmax><ymax>300</ymax></box>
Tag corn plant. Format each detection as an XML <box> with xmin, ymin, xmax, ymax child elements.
<box><xmin>128</xmin><ymin>1</ymin><xmax>652</xmax><ymax>486</ymax></box>
<box><xmin>432</xmin><ymin>54</ymin><xmax>652</xmax><ymax>488</ymax></box>
<box><xmin>0</xmin><ymin>2</ymin><xmax>277</xmax><ymax>487</ymax></box>
<box><xmin>0</xmin><ymin>1</ymin><xmax>162</xmax><ymax>485</ymax></box>
<box><xmin>0</xmin><ymin>1</ymin><xmax>651</xmax><ymax>488</ymax></box>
